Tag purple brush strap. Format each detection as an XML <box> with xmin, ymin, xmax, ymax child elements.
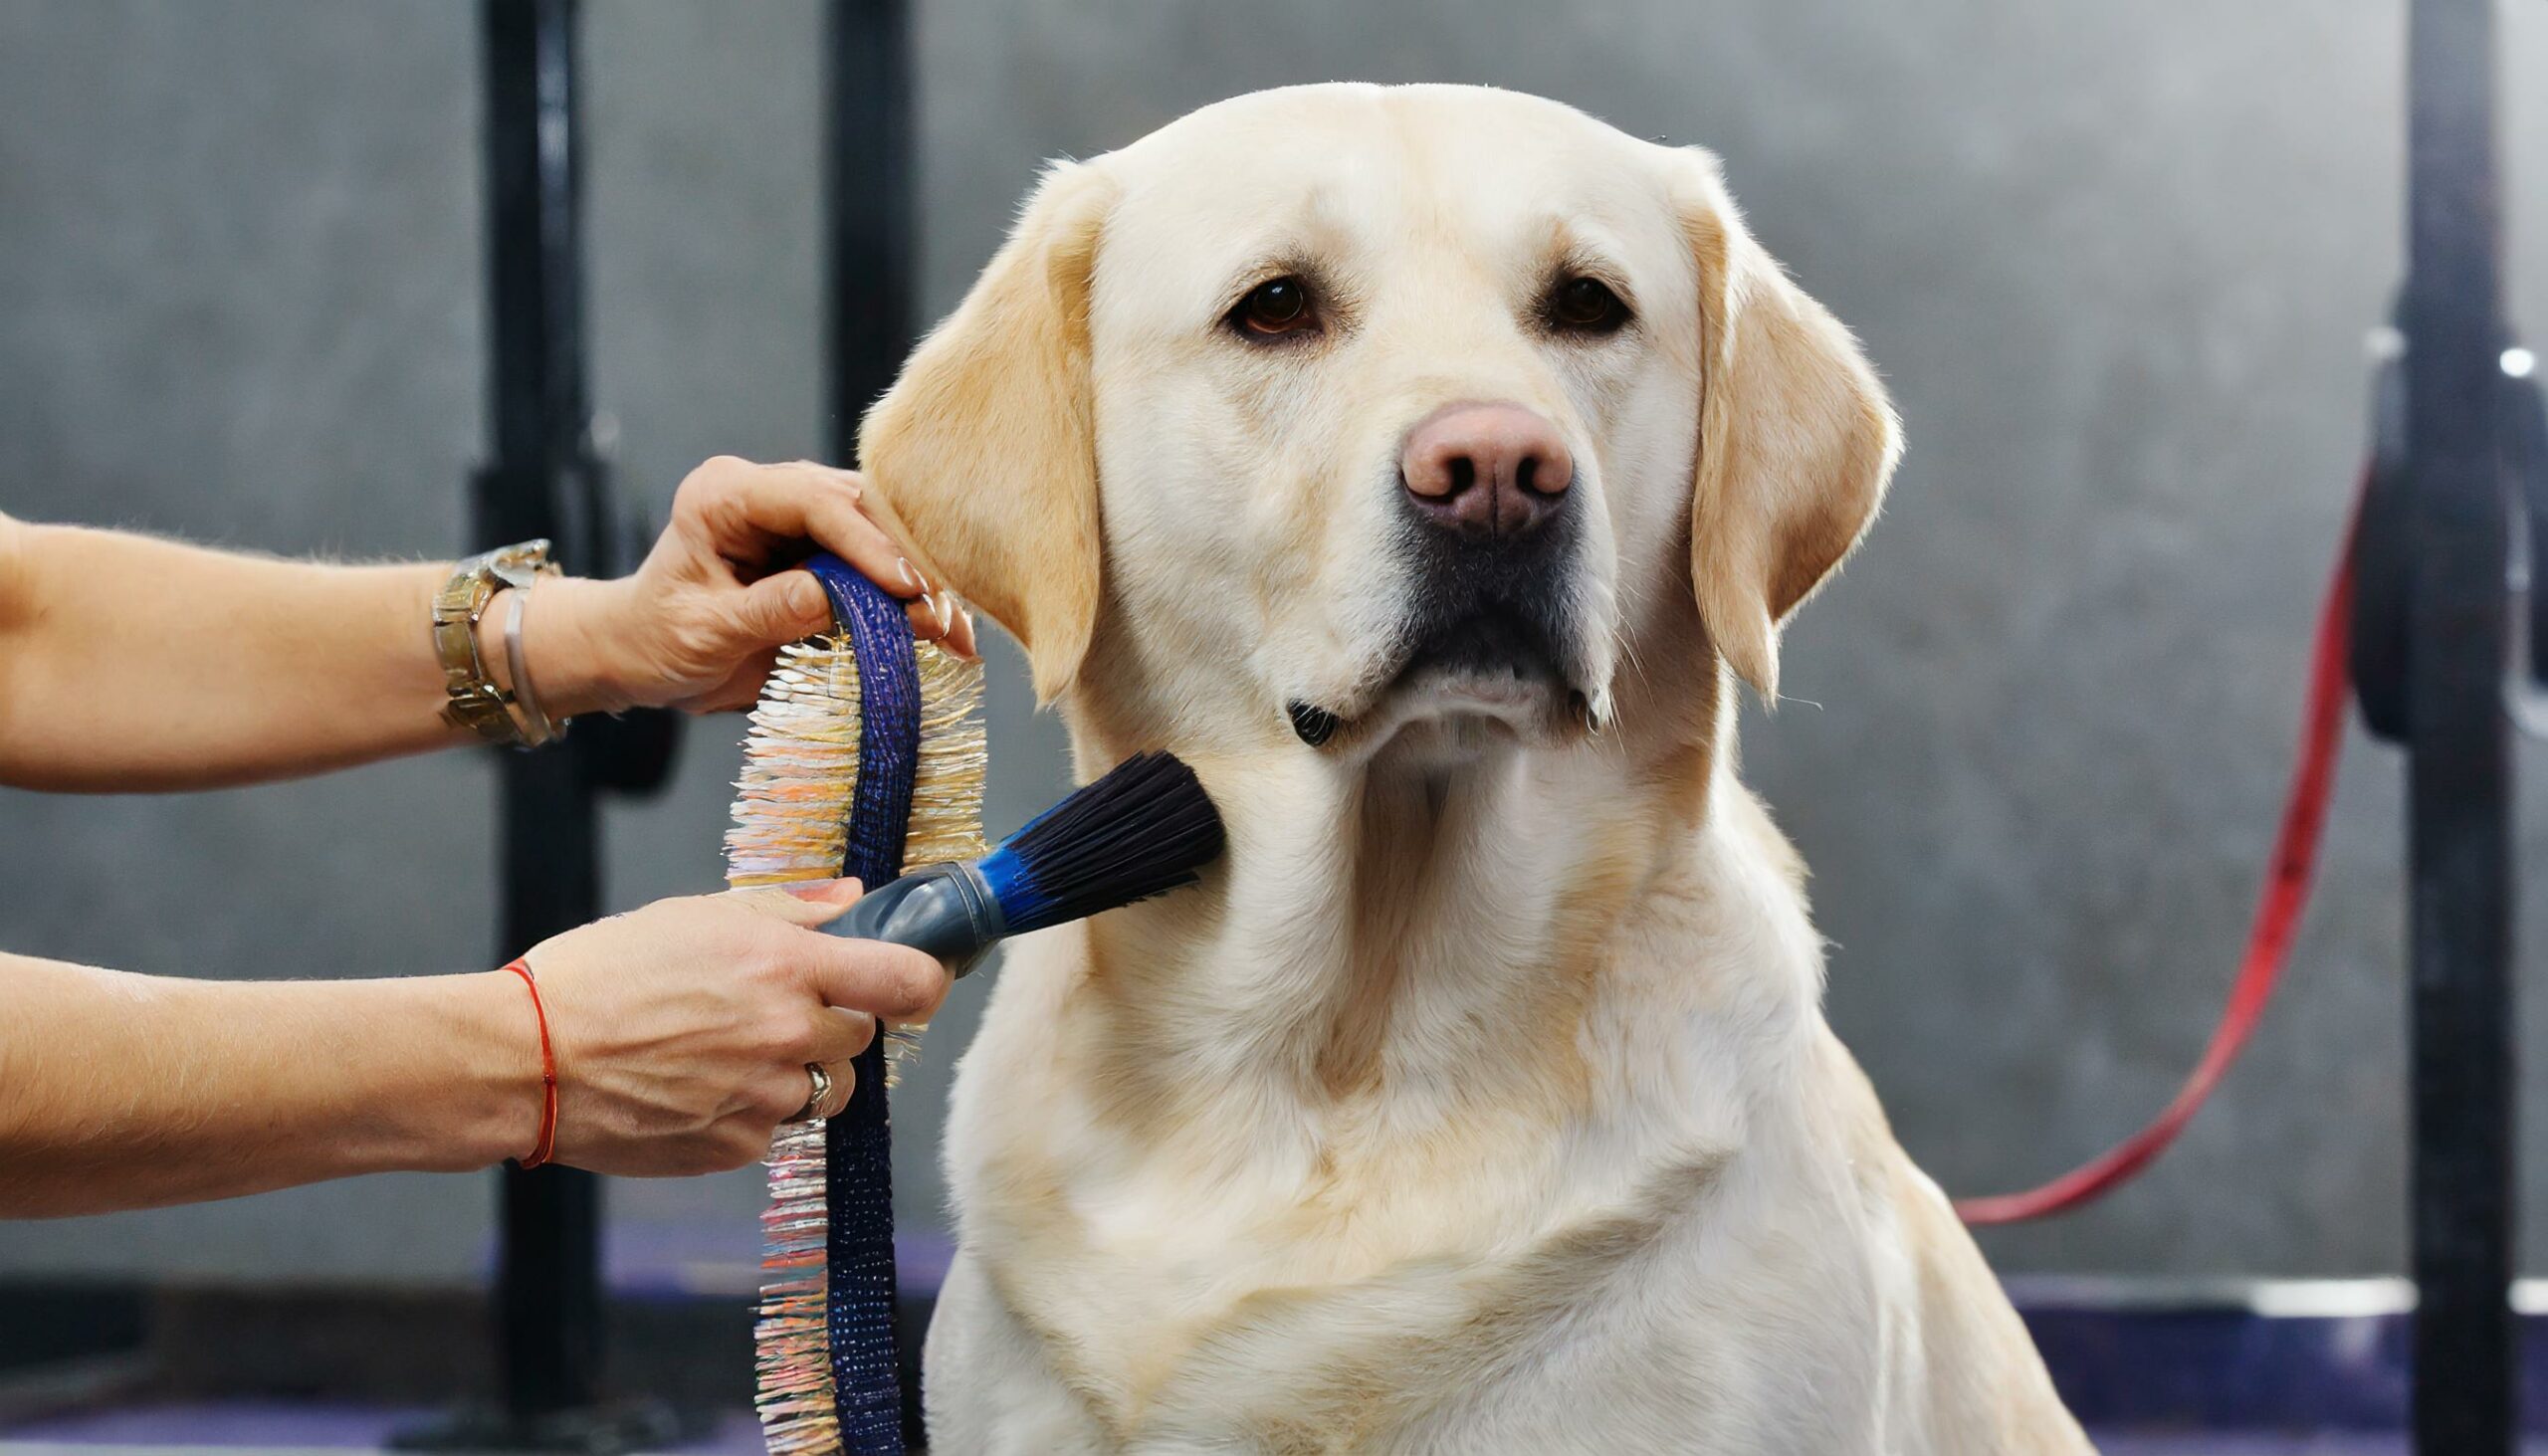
<box><xmin>802</xmin><ymin>552</ymin><xmax>914</xmax><ymax>1454</ymax></box>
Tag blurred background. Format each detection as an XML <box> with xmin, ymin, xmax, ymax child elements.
<box><xmin>1</xmin><ymin>0</ymin><xmax>2542</xmax><ymax>1449</ymax></box>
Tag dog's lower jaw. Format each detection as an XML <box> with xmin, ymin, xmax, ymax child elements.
<box><xmin>1365</xmin><ymin>714</ymin><xmax>1542</xmax><ymax>778</ymax></box>
<box><xmin>1291</xmin><ymin>671</ymin><xmax>1602</xmax><ymax>766</ymax></box>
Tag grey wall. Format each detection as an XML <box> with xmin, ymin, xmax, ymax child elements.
<box><xmin>1</xmin><ymin>0</ymin><xmax>2542</xmax><ymax>1288</ymax></box>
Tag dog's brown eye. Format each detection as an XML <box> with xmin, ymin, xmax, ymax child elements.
<box><xmin>1235</xmin><ymin>277</ymin><xmax>1316</xmax><ymax>337</ymax></box>
<box><xmin>1547</xmin><ymin>276</ymin><xmax>1629</xmax><ymax>334</ymax></box>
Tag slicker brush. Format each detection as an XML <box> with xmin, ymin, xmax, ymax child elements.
<box><xmin>724</xmin><ymin>557</ymin><xmax>1227</xmax><ymax>1456</ymax></box>
<box><xmin>726</xmin><ymin>552</ymin><xmax>984</xmax><ymax>1456</ymax></box>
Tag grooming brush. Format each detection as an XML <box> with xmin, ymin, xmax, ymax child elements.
<box><xmin>728</xmin><ymin>551</ymin><xmax>985</xmax><ymax>1456</ymax></box>
<box><xmin>728</xmin><ymin>558</ymin><xmax>1228</xmax><ymax>1456</ymax></box>
<box><xmin>824</xmin><ymin>750</ymin><xmax>1225</xmax><ymax>976</ymax></box>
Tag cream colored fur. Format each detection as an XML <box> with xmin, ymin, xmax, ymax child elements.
<box><xmin>863</xmin><ymin>83</ymin><xmax>2091</xmax><ymax>1455</ymax></box>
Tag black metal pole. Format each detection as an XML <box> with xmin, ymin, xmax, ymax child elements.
<box><xmin>827</xmin><ymin>0</ymin><xmax>917</xmax><ymax>456</ymax></box>
<box><xmin>478</xmin><ymin>0</ymin><xmax>605</xmax><ymax>1427</ymax></box>
<box><xmin>2403</xmin><ymin>0</ymin><xmax>2515</xmax><ymax>1449</ymax></box>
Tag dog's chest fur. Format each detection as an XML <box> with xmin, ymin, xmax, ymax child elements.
<box><xmin>928</xmin><ymin>782</ymin><xmax>1939</xmax><ymax>1453</ymax></box>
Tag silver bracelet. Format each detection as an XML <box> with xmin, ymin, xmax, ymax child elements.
<box><xmin>503</xmin><ymin>583</ymin><xmax>564</xmax><ymax>747</ymax></box>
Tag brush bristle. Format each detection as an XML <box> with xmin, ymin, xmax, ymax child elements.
<box><xmin>728</xmin><ymin>635</ymin><xmax>986</xmax><ymax>887</ymax></box>
<box><xmin>977</xmin><ymin>751</ymin><xmax>1224</xmax><ymax>936</ymax></box>
<box><xmin>726</xmin><ymin>628</ymin><xmax>983</xmax><ymax>1079</ymax></box>
<box><xmin>726</xmin><ymin>630</ymin><xmax>983</xmax><ymax>1456</ymax></box>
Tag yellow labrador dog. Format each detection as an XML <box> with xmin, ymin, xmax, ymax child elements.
<box><xmin>861</xmin><ymin>83</ymin><xmax>2090</xmax><ymax>1455</ymax></box>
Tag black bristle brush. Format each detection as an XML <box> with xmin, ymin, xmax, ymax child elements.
<box><xmin>827</xmin><ymin>750</ymin><xmax>1225</xmax><ymax>974</ymax></box>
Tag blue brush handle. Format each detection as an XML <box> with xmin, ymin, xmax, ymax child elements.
<box><xmin>799</xmin><ymin>551</ymin><xmax>914</xmax><ymax>1455</ymax></box>
<box><xmin>826</xmin><ymin>860</ymin><xmax>1007</xmax><ymax>977</ymax></box>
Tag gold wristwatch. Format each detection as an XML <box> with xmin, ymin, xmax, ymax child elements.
<box><xmin>433</xmin><ymin>539</ymin><xmax>560</xmax><ymax>745</ymax></box>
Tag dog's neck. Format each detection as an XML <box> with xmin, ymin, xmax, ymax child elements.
<box><xmin>1052</xmin><ymin>662</ymin><xmax>1813</xmax><ymax>1166</ymax></box>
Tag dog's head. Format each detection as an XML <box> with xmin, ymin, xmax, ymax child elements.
<box><xmin>862</xmin><ymin>84</ymin><xmax>1897</xmax><ymax>770</ymax></box>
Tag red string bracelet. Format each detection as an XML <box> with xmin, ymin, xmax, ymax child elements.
<box><xmin>501</xmin><ymin>956</ymin><xmax>558</xmax><ymax>1170</ymax></box>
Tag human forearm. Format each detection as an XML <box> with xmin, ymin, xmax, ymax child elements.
<box><xmin>0</xmin><ymin>460</ymin><xmax>975</xmax><ymax>792</ymax></box>
<box><xmin>0</xmin><ymin>885</ymin><xmax>951</xmax><ymax>1217</ymax></box>
<box><xmin>0</xmin><ymin>518</ymin><xmax>531</xmax><ymax>790</ymax></box>
<box><xmin>0</xmin><ymin>951</ymin><xmax>534</xmax><ymax>1217</ymax></box>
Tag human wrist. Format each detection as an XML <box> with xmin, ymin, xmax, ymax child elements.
<box><xmin>476</xmin><ymin>574</ymin><xmax>630</xmax><ymax>722</ymax></box>
<box><xmin>387</xmin><ymin>970</ymin><xmax>547</xmax><ymax>1172</ymax></box>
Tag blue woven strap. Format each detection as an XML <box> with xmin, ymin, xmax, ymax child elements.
<box><xmin>801</xmin><ymin>552</ymin><xmax>915</xmax><ymax>1455</ymax></box>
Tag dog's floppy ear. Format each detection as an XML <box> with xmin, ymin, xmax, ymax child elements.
<box><xmin>1675</xmin><ymin>150</ymin><xmax>1900</xmax><ymax>702</ymax></box>
<box><xmin>859</xmin><ymin>161</ymin><xmax>1118</xmax><ymax>704</ymax></box>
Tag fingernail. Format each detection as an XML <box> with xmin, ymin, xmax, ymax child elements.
<box><xmin>785</xmin><ymin>876</ymin><xmax>862</xmax><ymax>900</ymax></box>
<box><xmin>930</xmin><ymin>593</ymin><xmax>950</xmax><ymax>635</ymax></box>
<box><xmin>789</xmin><ymin>576</ymin><xmax>825</xmax><ymax>618</ymax></box>
<box><xmin>896</xmin><ymin>558</ymin><xmax>919</xmax><ymax>593</ymax></box>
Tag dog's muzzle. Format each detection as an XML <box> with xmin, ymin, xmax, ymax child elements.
<box><xmin>1285</xmin><ymin>401</ymin><xmax>1599</xmax><ymax>748</ymax></box>
<box><xmin>1282</xmin><ymin>492</ymin><xmax>1592</xmax><ymax>748</ymax></box>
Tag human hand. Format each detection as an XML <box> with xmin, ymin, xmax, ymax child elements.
<box><xmin>519</xmin><ymin>456</ymin><xmax>980</xmax><ymax>718</ymax></box>
<box><xmin>506</xmin><ymin>878</ymin><xmax>950</xmax><ymax>1176</ymax></box>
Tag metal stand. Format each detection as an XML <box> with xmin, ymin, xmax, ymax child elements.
<box><xmin>827</xmin><ymin>0</ymin><xmax>916</xmax><ymax>442</ymax></box>
<box><xmin>2402</xmin><ymin>0</ymin><xmax>2515</xmax><ymax>1447</ymax></box>
<box><xmin>396</xmin><ymin>1</ymin><xmax>681</xmax><ymax>1449</ymax></box>
<box><xmin>2353</xmin><ymin>1</ymin><xmax>2527</xmax><ymax>1450</ymax></box>
<box><xmin>823</xmin><ymin>1</ymin><xmax>923</xmax><ymax>1441</ymax></box>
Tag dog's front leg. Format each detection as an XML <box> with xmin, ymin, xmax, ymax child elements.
<box><xmin>926</xmin><ymin>1250</ymin><xmax>1113</xmax><ymax>1454</ymax></box>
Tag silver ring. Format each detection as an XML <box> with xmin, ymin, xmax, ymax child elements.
<box><xmin>785</xmin><ymin>1062</ymin><xmax>833</xmax><ymax>1124</ymax></box>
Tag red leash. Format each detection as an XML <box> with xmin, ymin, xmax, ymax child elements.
<box><xmin>1954</xmin><ymin>480</ymin><xmax>2361</xmax><ymax>1225</ymax></box>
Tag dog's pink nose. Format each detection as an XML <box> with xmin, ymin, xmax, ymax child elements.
<box><xmin>1399</xmin><ymin>402</ymin><xmax>1574</xmax><ymax>539</ymax></box>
